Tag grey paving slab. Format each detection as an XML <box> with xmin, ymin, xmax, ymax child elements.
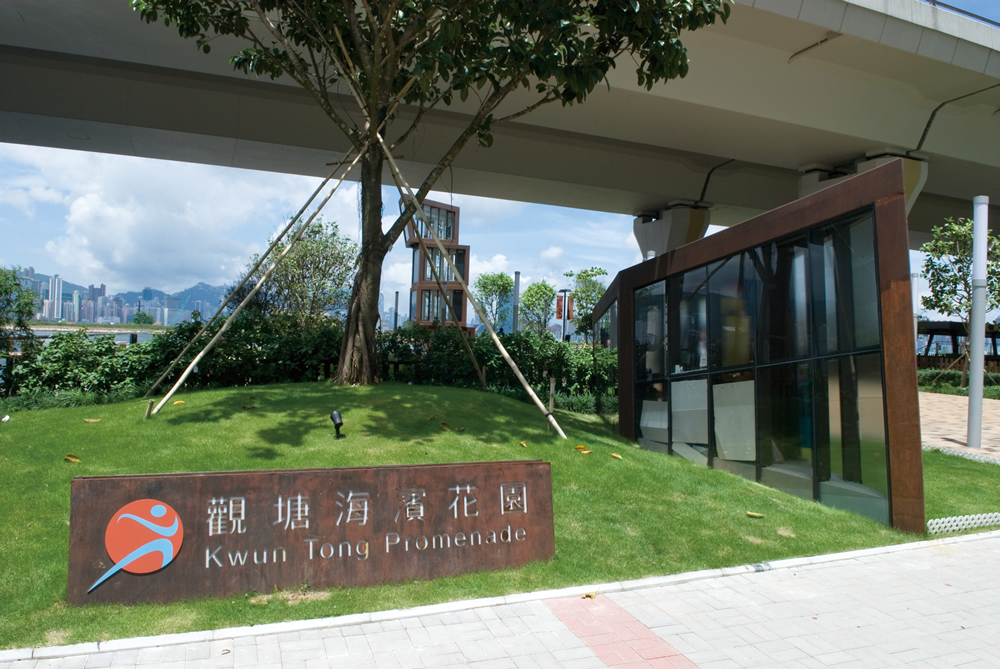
<box><xmin>13</xmin><ymin>532</ymin><xmax>1000</xmax><ymax>668</ymax></box>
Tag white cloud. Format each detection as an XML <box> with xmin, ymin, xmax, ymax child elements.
<box><xmin>0</xmin><ymin>144</ymin><xmax>329</xmax><ymax>293</ymax></box>
<box><xmin>540</xmin><ymin>246</ymin><xmax>563</xmax><ymax>261</ymax></box>
<box><xmin>0</xmin><ymin>183</ymin><xmax>65</xmax><ymax>215</ymax></box>
<box><xmin>469</xmin><ymin>253</ymin><xmax>509</xmax><ymax>280</ymax></box>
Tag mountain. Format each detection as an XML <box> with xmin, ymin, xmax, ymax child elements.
<box><xmin>17</xmin><ymin>269</ymin><xmax>228</xmax><ymax>308</ymax></box>
<box><xmin>117</xmin><ymin>283</ymin><xmax>228</xmax><ymax>308</ymax></box>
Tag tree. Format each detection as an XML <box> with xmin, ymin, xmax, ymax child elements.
<box><xmin>133</xmin><ymin>311</ymin><xmax>155</xmax><ymax>326</ymax></box>
<box><xmin>230</xmin><ymin>219</ymin><xmax>359</xmax><ymax>327</ymax></box>
<box><xmin>520</xmin><ymin>280</ymin><xmax>556</xmax><ymax>336</ymax></box>
<box><xmin>921</xmin><ymin>217</ymin><xmax>1000</xmax><ymax>387</ymax></box>
<box><xmin>563</xmin><ymin>267</ymin><xmax>607</xmax><ymax>343</ymax></box>
<box><xmin>134</xmin><ymin>0</ymin><xmax>730</xmax><ymax>384</ymax></box>
<box><xmin>0</xmin><ymin>267</ymin><xmax>37</xmax><ymax>357</ymax></box>
<box><xmin>472</xmin><ymin>272</ymin><xmax>513</xmax><ymax>327</ymax></box>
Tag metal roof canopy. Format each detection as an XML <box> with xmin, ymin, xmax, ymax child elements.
<box><xmin>2</xmin><ymin>0</ymin><xmax>999</xmax><ymax>245</ymax></box>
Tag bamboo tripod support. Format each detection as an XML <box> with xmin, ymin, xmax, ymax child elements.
<box><xmin>376</xmin><ymin>135</ymin><xmax>568</xmax><ymax>439</ymax></box>
<box><xmin>150</xmin><ymin>146</ymin><xmax>367</xmax><ymax>415</ymax></box>
<box><xmin>142</xmin><ymin>154</ymin><xmax>359</xmax><ymax>399</ymax></box>
<box><xmin>408</xmin><ymin>222</ymin><xmax>488</xmax><ymax>390</ymax></box>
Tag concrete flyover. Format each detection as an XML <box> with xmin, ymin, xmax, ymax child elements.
<box><xmin>1</xmin><ymin>0</ymin><xmax>999</xmax><ymax>245</ymax></box>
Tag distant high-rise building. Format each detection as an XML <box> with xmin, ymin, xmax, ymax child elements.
<box><xmin>48</xmin><ymin>275</ymin><xmax>63</xmax><ymax>320</ymax></box>
<box><xmin>72</xmin><ymin>291</ymin><xmax>81</xmax><ymax>322</ymax></box>
<box><xmin>142</xmin><ymin>287</ymin><xmax>153</xmax><ymax>301</ymax></box>
<box><xmin>87</xmin><ymin>284</ymin><xmax>106</xmax><ymax>302</ymax></box>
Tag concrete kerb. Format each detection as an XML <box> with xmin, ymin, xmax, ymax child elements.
<box><xmin>14</xmin><ymin>527</ymin><xmax>1000</xmax><ymax>660</ymax></box>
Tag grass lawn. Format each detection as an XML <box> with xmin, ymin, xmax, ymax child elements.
<box><xmin>923</xmin><ymin>449</ymin><xmax>1000</xmax><ymax>519</ymax></box>
<box><xmin>0</xmin><ymin>382</ymin><xmax>991</xmax><ymax>649</ymax></box>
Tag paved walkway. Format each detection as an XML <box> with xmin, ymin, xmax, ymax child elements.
<box><xmin>6</xmin><ymin>531</ymin><xmax>1000</xmax><ymax>669</ymax></box>
<box><xmin>919</xmin><ymin>391</ymin><xmax>1000</xmax><ymax>458</ymax></box>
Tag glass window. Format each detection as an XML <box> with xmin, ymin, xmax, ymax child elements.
<box><xmin>708</xmin><ymin>253</ymin><xmax>761</xmax><ymax>369</ymax></box>
<box><xmin>422</xmin><ymin>290</ymin><xmax>445</xmax><ymax>321</ymax></box>
<box><xmin>635</xmin><ymin>282</ymin><xmax>666</xmax><ymax>381</ymax></box>
<box><xmin>417</xmin><ymin>206</ymin><xmax>455</xmax><ymax>241</ymax></box>
<box><xmin>758</xmin><ymin>362</ymin><xmax>814</xmax><ymax>500</ymax></box>
<box><xmin>671</xmin><ymin>268</ymin><xmax>708</xmax><ymax>373</ymax></box>
<box><xmin>809</xmin><ymin>215</ymin><xmax>879</xmax><ymax>355</ymax></box>
<box><xmin>454</xmin><ymin>249</ymin><xmax>466</xmax><ymax>282</ymax></box>
<box><xmin>816</xmin><ymin>354</ymin><xmax>889</xmax><ymax>524</ymax></box>
<box><xmin>757</xmin><ymin>237</ymin><xmax>810</xmax><ymax>362</ymax></box>
<box><xmin>409</xmin><ymin>290</ymin><xmax>417</xmax><ymax>323</ymax></box>
<box><xmin>636</xmin><ymin>382</ymin><xmax>669</xmax><ymax>451</ymax></box>
<box><xmin>451</xmin><ymin>290</ymin><xmax>464</xmax><ymax>323</ymax></box>
<box><xmin>597</xmin><ymin>300</ymin><xmax>618</xmax><ymax>350</ymax></box>
<box><xmin>712</xmin><ymin>370</ymin><xmax>756</xmax><ymax>481</ymax></box>
<box><xmin>412</xmin><ymin>248</ymin><xmax>420</xmax><ymax>284</ymax></box>
<box><xmin>423</xmin><ymin>249</ymin><xmax>460</xmax><ymax>282</ymax></box>
<box><xmin>671</xmin><ymin>377</ymin><xmax>708</xmax><ymax>464</ymax></box>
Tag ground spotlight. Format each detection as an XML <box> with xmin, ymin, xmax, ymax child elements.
<box><xmin>330</xmin><ymin>410</ymin><xmax>344</xmax><ymax>439</ymax></box>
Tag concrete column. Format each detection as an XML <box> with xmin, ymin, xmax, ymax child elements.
<box><xmin>968</xmin><ymin>195</ymin><xmax>990</xmax><ymax>449</ymax></box>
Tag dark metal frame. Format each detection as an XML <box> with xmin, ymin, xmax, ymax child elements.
<box><xmin>404</xmin><ymin>199</ymin><xmax>470</xmax><ymax>327</ymax></box>
<box><xmin>594</xmin><ymin>161</ymin><xmax>924</xmax><ymax>533</ymax></box>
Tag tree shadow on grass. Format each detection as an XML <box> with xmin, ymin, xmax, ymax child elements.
<box><xmin>247</xmin><ymin>446</ymin><xmax>281</xmax><ymax>460</ymax></box>
<box><xmin>159</xmin><ymin>382</ymin><xmax>573</xmax><ymax>453</ymax></box>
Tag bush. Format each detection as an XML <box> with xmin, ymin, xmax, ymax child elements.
<box><xmin>3</xmin><ymin>313</ymin><xmax>344</xmax><ymax>411</ymax></box>
<box><xmin>9</xmin><ymin>331</ymin><xmax>152</xmax><ymax>396</ymax></box>
<box><xmin>378</xmin><ymin>324</ymin><xmax>618</xmax><ymax>414</ymax></box>
<box><xmin>918</xmin><ymin>367</ymin><xmax>1000</xmax><ymax>393</ymax></box>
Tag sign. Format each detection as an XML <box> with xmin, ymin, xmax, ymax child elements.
<box><xmin>68</xmin><ymin>461</ymin><xmax>554</xmax><ymax>605</ymax></box>
<box><xmin>556</xmin><ymin>295</ymin><xmax>575</xmax><ymax>321</ymax></box>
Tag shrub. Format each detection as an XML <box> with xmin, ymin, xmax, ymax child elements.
<box><xmin>377</xmin><ymin>324</ymin><xmax>618</xmax><ymax>414</ymax></box>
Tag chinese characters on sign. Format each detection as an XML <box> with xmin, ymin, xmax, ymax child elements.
<box><xmin>68</xmin><ymin>461</ymin><xmax>554</xmax><ymax>605</ymax></box>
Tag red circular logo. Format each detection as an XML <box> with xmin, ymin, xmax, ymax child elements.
<box><xmin>104</xmin><ymin>499</ymin><xmax>184</xmax><ymax>574</ymax></box>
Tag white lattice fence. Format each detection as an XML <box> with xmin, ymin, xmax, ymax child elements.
<box><xmin>927</xmin><ymin>512</ymin><xmax>1000</xmax><ymax>535</ymax></box>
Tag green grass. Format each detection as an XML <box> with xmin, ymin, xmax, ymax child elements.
<box><xmin>0</xmin><ymin>382</ymin><xmax>974</xmax><ymax>649</ymax></box>
<box><xmin>923</xmin><ymin>449</ymin><xmax>1000</xmax><ymax>519</ymax></box>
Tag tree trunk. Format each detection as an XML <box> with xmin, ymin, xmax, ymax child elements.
<box><xmin>336</xmin><ymin>144</ymin><xmax>387</xmax><ymax>385</ymax></box>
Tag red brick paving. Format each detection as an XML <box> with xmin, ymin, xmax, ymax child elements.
<box><xmin>546</xmin><ymin>596</ymin><xmax>699</xmax><ymax>668</ymax></box>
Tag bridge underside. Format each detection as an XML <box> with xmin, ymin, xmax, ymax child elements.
<box><xmin>2</xmin><ymin>0</ymin><xmax>1000</xmax><ymax>247</ymax></box>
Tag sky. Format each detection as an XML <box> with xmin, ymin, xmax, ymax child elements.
<box><xmin>2</xmin><ymin>0</ymin><xmax>996</xmax><ymax>317</ymax></box>
<box><xmin>0</xmin><ymin>143</ymin><xmax>643</xmax><ymax>311</ymax></box>
<box><xmin>946</xmin><ymin>0</ymin><xmax>1000</xmax><ymax>23</ymax></box>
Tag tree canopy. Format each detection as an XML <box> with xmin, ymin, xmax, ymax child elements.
<box><xmin>133</xmin><ymin>0</ymin><xmax>731</xmax><ymax>383</ymax></box>
<box><xmin>132</xmin><ymin>311</ymin><xmax>155</xmax><ymax>326</ymax></box>
<box><xmin>472</xmin><ymin>271</ymin><xmax>513</xmax><ymax>326</ymax></box>
<box><xmin>231</xmin><ymin>219</ymin><xmax>359</xmax><ymax>327</ymax></box>
<box><xmin>520</xmin><ymin>280</ymin><xmax>556</xmax><ymax>336</ymax></box>
<box><xmin>921</xmin><ymin>217</ymin><xmax>1000</xmax><ymax>329</ymax></box>
<box><xmin>0</xmin><ymin>267</ymin><xmax>36</xmax><ymax>356</ymax></box>
<box><xmin>564</xmin><ymin>266</ymin><xmax>607</xmax><ymax>342</ymax></box>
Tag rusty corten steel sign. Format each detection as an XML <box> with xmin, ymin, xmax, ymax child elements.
<box><xmin>67</xmin><ymin>460</ymin><xmax>553</xmax><ymax>605</ymax></box>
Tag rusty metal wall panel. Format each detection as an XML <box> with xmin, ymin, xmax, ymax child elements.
<box><xmin>875</xmin><ymin>196</ymin><xmax>927</xmax><ymax>534</ymax></box>
<box><xmin>68</xmin><ymin>461</ymin><xmax>554</xmax><ymax>605</ymax></box>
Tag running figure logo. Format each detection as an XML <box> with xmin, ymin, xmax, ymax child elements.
<box><xmin>89</xmin><ymin>499</ymin><xmax>184</xmax><ymax>593</ymax></box>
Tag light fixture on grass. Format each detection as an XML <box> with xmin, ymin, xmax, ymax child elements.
<box><xmin>330</xmin><ymin>411</ymin><xmax>344</xmax><ymax>439</ymax></box>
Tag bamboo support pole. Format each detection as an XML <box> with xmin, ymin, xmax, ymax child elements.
<box><xmin>375</xmin><ymin>134</ymin><xmax>568</xmax><ymax>439</ymax></box>
<box><xmin>150</xmin><ymin>146</ymin><xmax>366</xmax><ymax>415</ymax></box>
<box><xmin>409</xmin><ymin>225</ymin><xmax>487</xmax><ymax>390</ymax></box>
<box><xmin>142</xmin><ymin>153</ymin><xmax>359</xmax><ymax>399</ymax></box>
